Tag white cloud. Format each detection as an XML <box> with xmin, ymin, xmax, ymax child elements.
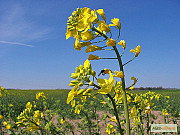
<box><xmin>0</xmin><ymin>41</ymin><xmax>33</xmax><ymax>47</ymax></box>
<box><xmin>0</xmin><ymin>5</ymin><xmax>50</xmax><ymax>42</ymax></box>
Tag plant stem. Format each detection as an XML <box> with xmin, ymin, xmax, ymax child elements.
<box><xmin>123</xmin><ymin>57</ymin><xmax>136</xmax><ymax>66</ymax></box>
<box><xmin>100</xmin><ymin>58</ymin><xmax>118</xmax><ymax>59</ymax></box>
<box><xmin>113</xmin><ymin>46</ymin><xmax>130</xmax><ymax>135</ymax></box>
<box><xmin>92</xmin><ymin>26</ymin><xmax>130</xmax><ymax>134</ymax></box>
<box><xmin>106</xmin><ymin>94</ymin><xmax>124</xmax><ymax>135</ymax></box>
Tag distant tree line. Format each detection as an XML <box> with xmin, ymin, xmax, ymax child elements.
<box><xmin>133</xmin><ymin>87</ymin><xmax>177</xmax><ymax>90</ymax></box>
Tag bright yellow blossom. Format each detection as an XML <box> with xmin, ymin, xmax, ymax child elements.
<box><xmin>26</xmin><ymin>102</ymin><xmax>32</xmax><ymax>110</ymax></box>
<box><xmin>6</xmin><ymin>124</ymin><xmax>11</xmax><ymax>129</ymax></box>
<box><xmin>0</xmin><ymin>115</ymin><xmax>3</xmax><ymax>120</ymax></box>
<box><xmin>118</xmin><ymin>40</ymin><xmax>126</xmax><ymax>49</ymax></box>
<box><xmin>130</xmin><ymin>105</ymin><xmax>138</xmax><ymax>118</ymax></box>
<box><xmin>74</xmin><ymin>105</ymin><xmax>83</xmax><ymax>114</ymax></box>
<box><xmin>88</xmin><ymin>54</ymin><xmax>100</xmax><ymax>60</ymax></box>
<box><xmin>81</xmin><ymin>31</ymin><xmax>95</xmax><ymax>41</ymax></box>
<box><xmin>85</xmin><ymin>45</ymin><xmax>102</xmax><ymax>53</ymax></box>
<box><xmin>113</xmin><ymin>70</ymin><xmax>124</xmax><ymax>78</ymax></box>
<box><xmin>60</xmin><ymin>118</ymin><xmax>65</xmax><ymax>124</ymax></box>
<box><xmin>131</xmin><ymin>76</ymin><xmax>137</xmax><ymax>84</ymax></box>
<box><xmin>98</xmin><ymin>20</ymin><xmax>110</xmax><ymax>32</ymax></box>
<box><xmin>130</xmin><ymin>45</ymin><xmax>141</xmax><ymax>57</ymax></box>
<box><xmin>106</xmin><ymin>38</ymin><xmax>116</xmax><ymax>47</ymax></box>
<box><xmin>109</xmin><ymin>18</ymin><xmax>121</xmax><ymax>29</ymax></box>
<box><xmin>162</xmin><ymin>109</ymin><xmax>168</xmax><ymax>115</ymax></box>
<box><xmin>133</xmin><ymin>94</ymin><xmax>141</xmax><ymax>103</ymax></box>
<box><xmin>67</xmin><ymin>85</ymin><xmax>79</xmax><ymax>104</ymax></box>
<box><xmin>97</xmin><ymin>72</ymin><xmax>115</xmax><ymax>94</ymax></box>
<box><xmin>110</xmin><ymin>116</ymin><xmax>117</xmax><ymax>123</ymax></box>
<box><xmin>3</xmin><ymin>121</ymin><xmax>7</xmax><ymax>126</ymax></box>
<box><xmin>96</xmin><ymin>9</ymin><xmax>106</xmax><ymax>20</ymax></box>
<box><xmin>1</xmin><ymin>86</ymin><xmax>4</xmax><ymax>90</ymax></box>
<box><xmin>106</xmin><ymin>123</ymin><xmax>116</xmax><ymax>134</ymax></box>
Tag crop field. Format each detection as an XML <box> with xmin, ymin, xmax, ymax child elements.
<box><xmin>0</xmin><ymin>88</ymin><xmax>180</xmax><ymax>134</ymax></box>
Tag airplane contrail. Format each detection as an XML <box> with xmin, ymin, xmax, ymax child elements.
<box><xmin>0</xmin><ymin>41</ymin><xmax>34</xmax><ymax>47</ymax></box>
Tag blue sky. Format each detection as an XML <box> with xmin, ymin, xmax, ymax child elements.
<box><xmin>0</xmin><ymin>0</ymin><xmax>180</xmax><ymax>89</ymax></box>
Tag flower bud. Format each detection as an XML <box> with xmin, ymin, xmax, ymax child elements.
<box><xmin>79</xmin><ymin>65</ymin><xmax>83</xmax><ymax>69</ymax></box>
<box><xmin>76</xmin><ymin>67</ymin><xmax>80</xmax><ymax>73</ymax></box>
<box><xmin>69</xmin><ymin>83</ymin><xmax>76</xmax><ymax>86</ymax></box>
<box><xmin>77</xmin><ymin>78</ymin><xmax>82</xmax><ymax>81</ymax></box>
<box><xmin>78</xmin><ymin>82</ymin><xmax>84</xmax><ymax>87</ymax></box>
<box><xmin>71</xmin><ymin>73</ymin><xmax>78</xmax><ymax>79</ymax></box>
<box><xmin>77</xmin><ymin>89</ymin><xmax>85</xmax><ymax>95</ymax></box>
<box><xmin>89</xmin><ymin>81</ymin><xmax>94</xmax><ymax>86</ymax></box>
<box><xmin>71</xmin><ymin>80</ymin><xmax>78</xmax><ymax>84</ymax></box>
<box><xmin>92</xmin><ymin>70</ymin><xmax>96</xmax><ymax>77</ymax></box>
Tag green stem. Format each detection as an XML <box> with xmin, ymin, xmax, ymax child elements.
<box><xmin>113</xmin><ymin>46</ymin><xmax>130</xmax><ymax>135</ymax></box>
<box><xmin>123</xmin><ymin>57</ymin><xmax>136</xmax><ymax>66</ymax></box>
<box><xmin>106</xmin><ymin>94</ymin><xmax>124</xmax><ymax>135</ymax></box>
<box><xmin>92</xmin><ymin>26</ymin><xmax>130</xmax><ymax>134</ymax></box>
<box><xmin>120</xmin><ymin>49</ymin><xmax>125</xmax><ymax>57</ymax></box>
<box><xmin>100</xmin><ymin>58</ymin><xmax>118</xmax><ymax>59</ymax></box>
<box><xmin>82</xmin><ymin>111</ymin><xmax>92</xmax><ymax>135</ymax></box>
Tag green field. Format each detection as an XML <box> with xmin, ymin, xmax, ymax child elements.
<box><xmin>1</xmin><ymin>89</ymin><xmax>180</xmax><ymax>134</ymax></box>
<box><xmin>2</xmin><ymin>89</ymin><xmax>180</xmax><ymax>117</ymax></box>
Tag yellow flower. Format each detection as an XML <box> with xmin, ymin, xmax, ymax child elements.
<box><xmin>71</xmin><ymin>99</ymin><xmax>76</xmax><ymax>107</ymax></box>
<box><xmin>97</xmin><ymin>72</ymin><xmax>115</xmax><ymax>94</ymax></box>
<box><xmin>74</xmin><ymin>105</ymin><xmax>83</xmax><ymax>114</ymax></box>
<box><xmin>81</xmin><ymin>31</ymin><xmax>95</xmax><ymax>41</ymax></box>
<box><xmin>85</xmin><ymin>45</ymin><xmax>102</xmax><ymax>53</ymax></box>
<box><xmin>60</xmin><ymin>118</ymin><xmax>65</xmax><ymax>124</ymax></box>
<box><xmin>118</xmin><ymin>40</ymin><xmax>126</xmax><ymax>49</ymax></box>
<box><xmin>0</xmin><ymin>91</ymin><xmax>2</xmax><ymax>97</ymax></box>
<box><xmin>1</xmin><ymin>86</ymin><xmax>5</xmax><ymax>90</ymax></box>
<box><xmin>74</xmin><ymin>41</ymin><xmax>91</xmax><ymax>51</ymax></box>
<box><xmin>109</xmin><ymin>18</ymin><xmax>121</xmax><ymax>29</ymax></box>
<box><xmin>98</xmin><ymin>20</ymin><xmax>110</xmax><ymax>32</ymax></box>
<box><xmin>155</xmin><ymin>94</ymin><xmax>161</xmax><ymax>100</ymax></box>
<box><xmin>96</xmin><ymin>9</ymin><xmax>106</xmax><ymax>20</ymax></box>
<box><xmin>110</xmin><ymin>116</ymin><xmax>117</xmax><ymax>123</ymax></box>
<box><xmin>131</xmin><ymin>76</ymin><xmax>137</xmax><ymax>84</ymax></box>
<box><xmin>162</xmin><ymin>109</ymin><xmax>168</xmax><ymax>115</ymax></box>
<box><xmin>129</xmin><ymin>86</ymin><xmax>134</xmax><ymax>90</ymax></box>
<box><xmin>36</xmin><ymin>92</ymin><xmax>46</xmax><ymax>100</ymax></box>
<box><xmin>67</xmin><ymin>85</ymin><xmax>79</xmax><ymax>104</ymax></box>
<box><xmin>145</xmin><ymin>106</ymin><xmax>151</xmax><ymax>114</ymax></box>
<box><xmin>26</xmin><ymin>102</ymin><xmax>32</xmax><ymax>110</ymax></box>
<box><xmin>3</xmin><ymin>121</ymin><xmax>7</xmax><ymax>126</ymax></box>
<box><xmin>130</xmin><ymin>45</ymin><xmax>141</xmax><ymax>57</ymax></box>
<box><xmin>130</xmin><ymin>105</ymin><xmax>138</xmax><ymax>118</ymax></box>
<box><xmin>133</xmin><ymin>94</ymin><xmax>141</xmax><ymax>103</ymax></box>
<box><xmin>113</xmin><ymin>70</ymin><xmax>124</xmax><ymax>78</ymax></box>
<box><xmin>106</xmin><ymin>123</ymin><xmax>116</xmax><ymax>134</ymax></box>
<box><xmin>106</xmin><ymin>38</ymin><xmax>116</xmax><ymax>47</ymax></box>
<box><xmin>84</xmin><ymin>59</ymin><xmax>91</xmax><ymax>69</ymax></box>
<box><xmin>88</xmin><ymin>54</ymin><xmax>100</xmax><ymax>60</ymax></box>
<box><xmin>0</xmin><ymin>115</ymin><xmax>3</xmax><ymax>120</ymax></box>
<box><xmin>65</xmin><ymin>29</ymin><xmax>77</xmax><ymax>40</ymax></box>
<box><xmin>6</xmin><ymin>124</ymin><xmax>11</xmax><ymax>130</ymax></box>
